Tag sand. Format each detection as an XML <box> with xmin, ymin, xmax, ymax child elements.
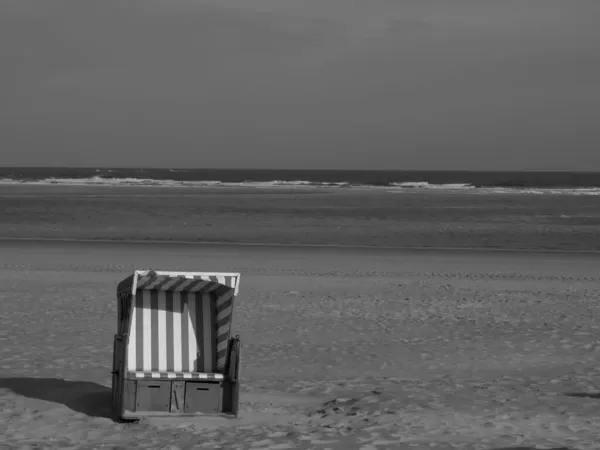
<box><xmin>1</xmin><ymin>240</ymin><xmax>599</xmax><ymax>450</ymax></box>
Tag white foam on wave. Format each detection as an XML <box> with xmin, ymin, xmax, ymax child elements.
<box><xmin>487</xmin><ymin>187</ymin><xmax>600</xmax><ymax>196</ymax></box>
<box><xmin>0</xmin><ymin>177</ymin><xmax>351</xmax><ymax>189</ymax></box>
<box><xmin>1</xmin><ymin>177</ymin><xmax>599</xmax><ymax>195</ymax></box>
<box><xmin>390</xmin><ymin>182</ymin><xmax>474</xmax><ymax>189</ymax></box>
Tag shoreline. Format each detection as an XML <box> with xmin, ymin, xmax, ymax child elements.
<box><xmin>2</xmin><ymin>236</ymin><xmax>600</xmax><ymax>257</ymax></box>
<box><xmin>2</xmin><ymin>183</ymin><xmax>599</xmax><ymax>252</ymax></box>
<box><xmin>1</xmin><ymin>181</ymin><xmax>599</xmax><ymax>196</ymax></box>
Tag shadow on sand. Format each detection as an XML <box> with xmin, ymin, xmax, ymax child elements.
<box><xmin>0</xmin><ymin>377</ymin><xmax>117</xmax><ymax>421</ymax></box>
<box><xmin>492</xmin><ymin>448</ymin><xmax>570</xmax><ymax>450</ymax></box>
<box><xmin>564</xmin><ymin>392</ymin><xmax>600</xmax><ymax>399</ymax></box>
<box><xmin>491</xmin><ymin>447</ymin><xmax>570</xmax><ymax>450</ymax></box>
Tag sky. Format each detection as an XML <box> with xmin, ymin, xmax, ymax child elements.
<box><xmin>2</xmin><ymin>0</ymin><xmax>600</xmax><ymax>170</ymax></box>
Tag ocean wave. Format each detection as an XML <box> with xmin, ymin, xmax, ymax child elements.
<box><xmin>1</xmin><ymin>176</ymin><xmax>600</xmax><ymax>195</ymax></box>
<box><xmin>487</xmin><ymin>187</ymin><xmax>600</xmax><ymax>196</ymax></box>
<box><xmin>390</xmin><ymin>181</ymin><xmax>474</xmax><ymax>189</ymax></box>
<box><xmin>0</xmin><ymin>177</ymin><xmax>353</xmax><ymax>188</ymax></box>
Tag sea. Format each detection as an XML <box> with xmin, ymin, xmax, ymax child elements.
<box><xmin>1</xmin><ymin>167</ymin><xmax>600</xmax><ymax>195</ymax></box>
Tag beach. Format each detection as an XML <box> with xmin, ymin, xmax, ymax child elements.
<box><xmin>1</xmin><ymin>185</ymin><xmax>600</xmax><ymax>449</ymax></box>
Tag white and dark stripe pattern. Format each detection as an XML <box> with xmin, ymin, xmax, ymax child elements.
<box><xmin>128</xmin><ymin>290</ymin><xmax>219</xmax><ymax>373</ymax></box>
<box><xmin>125</xmin><ymin>272</ymin><xmax>239</xmax><ymax>376</ymax></box>
<box><xmin>135</xmin><ymin>272</ymin><xmax>238</xmax><ymax>294</ymax></box>
<box><xmin>128</xmin><ymin>371</ymin><xmax>224</xmax><ymax>380</ymax></box>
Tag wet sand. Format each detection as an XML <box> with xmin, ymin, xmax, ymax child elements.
<box><xmin>1</xmin><ymin>240</ymin><xmax>599</xmax><ymax>449</ymax></box>
<box><xmin>1</xmin><ymin>184</ymin><xmax>599</xmax><ymax>251</ymax></box>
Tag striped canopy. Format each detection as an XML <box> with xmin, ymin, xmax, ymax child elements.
<box><xmin>118</xmin><ymin>270</ymin><xmax>240</xmax><ymax>296</ymax></box>
<box><xmin>116</xmin><ymin>270</ymin><xmax>241</xmax><ymax>376</ymax></box>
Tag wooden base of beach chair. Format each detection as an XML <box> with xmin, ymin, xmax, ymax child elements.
<box><xmin>120</xmin><ymin>410</ymin><xmax>240</xmax><ymax>420</ymax></box>
<box><xmin>113</xmin><ymin>337</ymin><xmax>241</xmax><ymax>421</ymax></box>
<box><xmin>117</xmin><ymin>379</ymin><xmax>240</xmax><ymax>420</ymax></box>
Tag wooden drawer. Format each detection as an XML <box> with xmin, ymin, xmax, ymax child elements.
<box><xmin>184</xmin><ymin>382</ymin><xmax>221</xmax><ymax>414</ymax></box>
<box><xmin>135</xmin><ymin>380</ymin><xmax>171</xmax><ymax>412</ymax></box>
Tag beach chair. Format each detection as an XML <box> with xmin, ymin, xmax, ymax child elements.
<box><xmin>111</xmin><ymin>270</ymin><xmax>242</xmax><ymax>420</ymax></box>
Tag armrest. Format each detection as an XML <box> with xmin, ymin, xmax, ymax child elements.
<box><xmin>227</xmin><ymin>335</ymin><xmax>241</xmax><ymax>382</ymax></box>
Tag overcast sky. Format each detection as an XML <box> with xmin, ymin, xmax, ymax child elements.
<box><xmin>2</xmin><ymin>0</ymin><xmax>600</xmax><ymax>170</ymax></box>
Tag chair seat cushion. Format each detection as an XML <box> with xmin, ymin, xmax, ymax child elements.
<box><xmin>128</xmin><ymin>371</ymin><xmax>224</xmax><ymax>380</ymax></box>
